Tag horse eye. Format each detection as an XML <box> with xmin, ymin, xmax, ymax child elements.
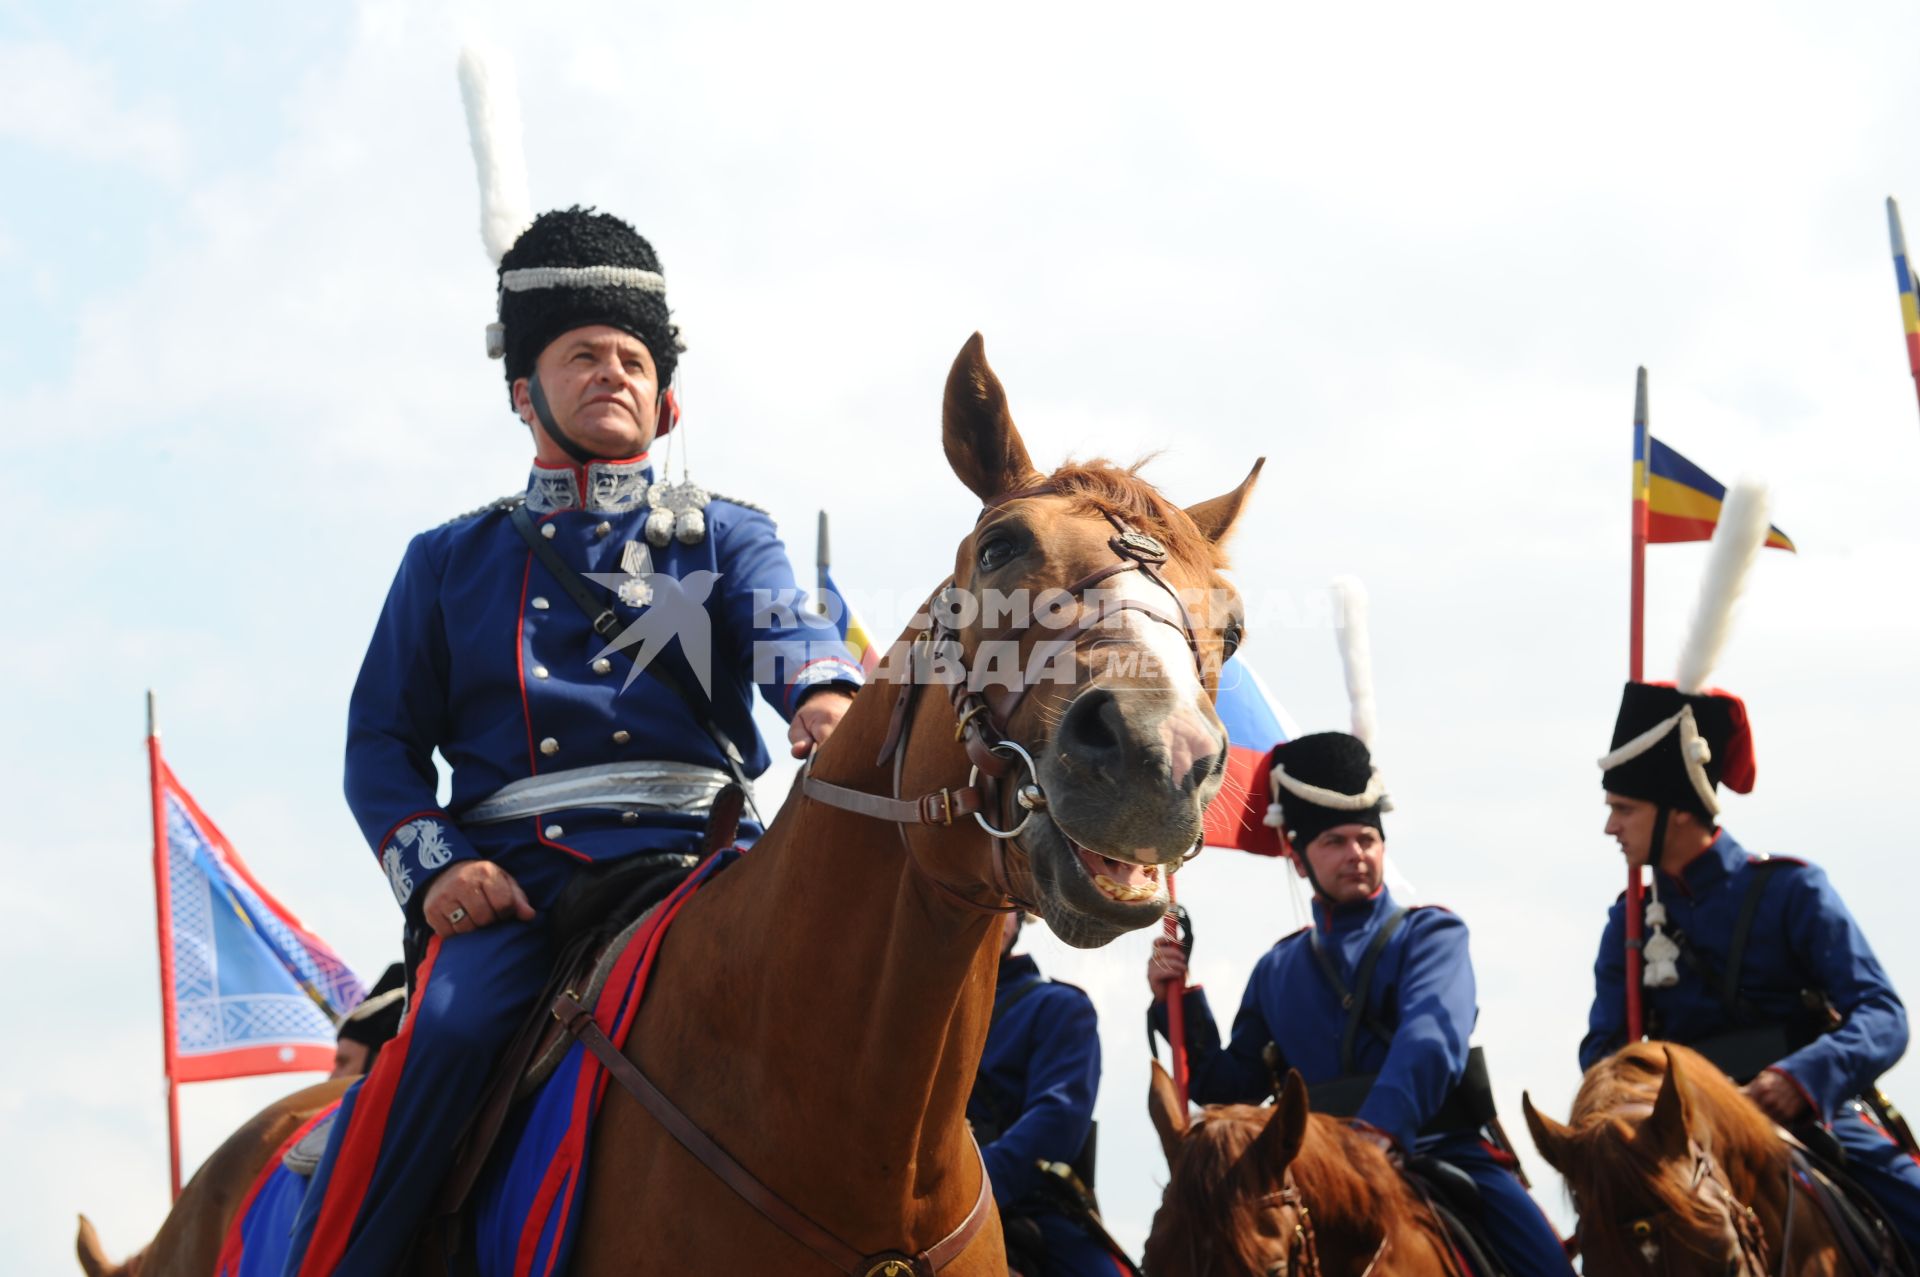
<box><xmin>978</xmin><ymin>534</ymin><xmax>1017</xmax><ymax>572</ymax></box>
<box><xmin>1221</xmin><ymin>615</ymin><xmax>1244</xmax><ymax>661</ymax></box>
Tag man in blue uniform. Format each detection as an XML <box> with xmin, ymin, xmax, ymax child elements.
<box><xmin>1148</xmin><ymin>732</ymin><xmax>1571</xmax><ymax>1277</ymax></box>
<box><xmin>284</xmin><ymin>206</ymin><xmax>865</xmax><ymax>1274</ymax></box>
<box><xmin>1583</xmin><ymin>680</ymin><xmax>1920</xmax><ymax>1252</ymax></box>
<box><xmin>971</xmin><ymin>913</ymin><xmax>1130</xmax><ymax>1277</ymax></box>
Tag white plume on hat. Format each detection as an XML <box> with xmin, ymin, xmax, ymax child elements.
<box><xmin>1331</xmin><ymin>575</ymin><xmax>1377</xmax><ymax>746</ymax></box>
<box><xmin>457</xmin><ymin>43</ymin><xmax>534</xmax><ymax>265</ymax></box>
<box><xmin>1675</xmin><ymin>479</ymin><xmax>1771</xmax><ymax>694</ymax></box>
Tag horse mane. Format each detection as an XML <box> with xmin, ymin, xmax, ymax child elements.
<box><xmin>1162</xmin><ymin>1104</ymin><xmax>1414</xmax><ymax>1272</ymax></box>
<box><xmin>1562</xmin><ymin>1042</ymin><xmax>1785</xmax><ymax>1270</ymax></box>
<box><xmin>1043</xmin><ymin>457</ymin><xmax>1231</xmax><ymax>578</ymax></box>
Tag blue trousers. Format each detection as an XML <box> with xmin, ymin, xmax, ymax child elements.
<box><xmin>281</xmin><ymin>852</ymin><xmax>575</xmax><ymax>1276</ymax></box>
<box><xmin>1423</xmin><ymin>1133</ymin><xmax>1574</xmax><ymax>1277</ymax></box>
<box><xmin>1834</xmin><ymin>1099</ymin><xmax>1920</xmax><ymax>1259</ymax></box>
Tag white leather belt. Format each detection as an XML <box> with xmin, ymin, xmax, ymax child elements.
<box><xmin>460</xmin><ymin>762</ymin><xmax>743</xmax><ymax>825</ymax></box>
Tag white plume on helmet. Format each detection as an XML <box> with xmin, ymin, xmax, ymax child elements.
<box><xmin>457</xmin><ymin>43</ymin><xmax>534</xmax><ymax>266</ymax></box>
<box><xmin>1675</xmin><ymin>479</ymin><xmax>1772</xmax><ymax>695</ymax></box>
<box><xmin>1331</xmin><ymin>575</ymin><xmax>1377</xmax><ymax>746</ymax></box>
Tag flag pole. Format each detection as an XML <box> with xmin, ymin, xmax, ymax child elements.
<box><xmin>816</xmin><ymin>510</ymin><xmax>830</xmax><ymax>616</ymax></box>
<box><xmin>147</xmin><ymin>690</ymin><xmax>183</xmax><ymax>1199</ymax></box>
<box><xmin>1888</xmin><ymin>198</ymin><xmax>1920</xmax><ymax>421</ymax></box>
<box><xmin>1163</xmin><ymin>878</ymin><xmax>1189</xmax><ymax>1108</ymax></box>
<box><xmin>1624</xmin><ymin>371</ymin><xmax>1649</xmax><ymax>1042</ymax></box>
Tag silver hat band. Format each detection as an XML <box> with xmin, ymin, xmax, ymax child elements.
<box><xmin>500</xmin><ymin>265</ymin><xmax>667</xmax><ymax>293</ymax></box>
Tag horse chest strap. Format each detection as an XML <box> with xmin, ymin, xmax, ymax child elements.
<box><xmin>554</xmin><ymin>992</ymin><xmax>992</xmax><ymax>1275</ymax></box>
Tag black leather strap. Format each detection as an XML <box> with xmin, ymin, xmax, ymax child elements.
<box><xmin>1310</xmin><ymin>907</ymin><xmax>1407</xmax><ymax>1074</ymax></box>
<box><xmin>505</xmin><ymin>501</ymin><xmax>761</xmax><ymax>822</ymax></box>
<box><xmin>1723</xmin><ymin>858</ymin><xmax>1786</xmax><ymax>1013</ymax></box>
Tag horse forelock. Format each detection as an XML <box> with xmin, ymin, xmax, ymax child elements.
<box><xmin>1150</xmin><ymin>1105</ymin><xmax>1408</xmax><ymax>1276</ymax></box>
<box><xmin>1042</xmin><ymin>457</ymin><xmax>1231</xmax><ymax>580</ymax></box>
<box><xmin>1562</xmin><ymin>1042</ymin><xmax>1786</xmax><ymax>1270</ymax></box>
<box><xmin>1151</xmin><ymin>1105</ymin><xmax>1278</xmax><ymax>1275</ymax></box>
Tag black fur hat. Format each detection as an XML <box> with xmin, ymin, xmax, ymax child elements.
<box><xmin>337</xmin><ymin>962</ymin><xmax>407</xmax><ymax>1068</ymax></box>
<box><xmin>491</xmin><ymin>207</ymin><xmax>682</xmax><ymax>400</ymax></box>
<box><xmin>1265</xmin><ymin>731</ymin><xmax>1390</xmax><ymax>850</ymax></box>
<box><xmin>1600</xmin><ymin>682</ymin><xmax>1754</xmax><ymax>820</ymax></box>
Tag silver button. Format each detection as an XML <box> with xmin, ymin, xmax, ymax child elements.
<box><xmin>533</xmin><ymin>666</ymin><xmax>549</xmax><ymax>679</ymax></box>
<box><xmin>531</xmin><ymin>596</ymin><xmax>550</xmax><ymax>610</ymax></box>
<box><xmin>594</xmin><ymin>521</ymin><xmax>612</xmax><ymax>538</ymax></box>
<box><xmin>611</xmin><ymin>730</ymin><xmax>631</xmax><ymax>745</ymax></box>
<box><xmin>540</xmin><ymin>737</ymin><xmax>560</xmax><ymax>755</ymax></box>
<box><xmin>621</xmin><ymin>811</ymin><xmax>640</xmax><ymax>825</ymax></box>
<box><xmin>592</xmin><ymin>658</ymin><xmax>613</xmax><ymax>675</ymax></box>
<box><xmin>544</xmin><ymin>824</ymin><xmax>564</xmax><ymax>839</ymax></box>
<box><xmin>540</xmin><ymin>524</ymin><xmax>556</xmax><ymax>540</ymax></box>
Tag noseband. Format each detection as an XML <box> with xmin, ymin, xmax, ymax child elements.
<box><xmin>1597</xmin><ymin>1138</ymin><xmax>1775</xmax><ymax>1277</ymax></box>
<box><xmin>803</xmin><ymin>491</ymin><xmax>1210</xmax><ymax>911</ymax></box>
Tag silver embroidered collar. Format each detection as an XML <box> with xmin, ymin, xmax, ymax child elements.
<box><xmin>524</xmin><ymin>458</ymin><xmax>652</xmax><ymax>515</ymax></box>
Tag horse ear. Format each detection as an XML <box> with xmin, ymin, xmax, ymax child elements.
<box><xmin>1147</xmin><ymin>1060</ymin><xmax>1189</xmax><ymax>1168</ymax></box>
<box><xmin>1521</xmin><ymin>1091</ymin><xmax>1575</xmax><ymax>1173</ymax></box>
<box><xmin>1183</xmin><ymin>457</ymin><xmax>1265</xmax><ymax>545</ymax></box>
<box><xmin>1255</xmin><ymin>1068</ymin><xmax>1309</xmax><ymax>1172</ymax></box>
<box><xmin>1647</xmin><ymin>1046</ymin><xmax>1695</xmax><ymax>1161</ymax></box>
<box><xmin>943</xmin><ymin>333</ymin><xmax>1043</xmax><ymax>505</ymax></box>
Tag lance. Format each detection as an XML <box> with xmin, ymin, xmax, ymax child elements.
<box><xmin>1888</xmin><ymin>198</ymin><xmax>1920</xmax><ymax>420</ymax></box>
<box><xmin>1625</xmin><ymin>369</ymin><xmax>1650</xmax><ymax>1040</ymax></box>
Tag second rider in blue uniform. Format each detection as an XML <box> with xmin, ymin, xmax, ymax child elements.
<box><xmin>1147</xmin><ymin>731</ymin><xmax>1572</xmax><ymax>1277</ymax></box>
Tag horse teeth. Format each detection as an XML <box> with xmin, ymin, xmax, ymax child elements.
<box><xmin>1092</xmin><ymin>873</ymin><xmax>1161</xmax><ymax>903</ymax></box>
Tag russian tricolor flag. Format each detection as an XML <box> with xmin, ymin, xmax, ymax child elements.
<box><xmin>1202</xmin><ymin>656</ymin><xmax>1298</xmax><ymax>855</ymax></box>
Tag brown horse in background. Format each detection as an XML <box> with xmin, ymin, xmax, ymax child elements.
<box><xmin>1524</xmin><ymin>1041</ymin><xmax>1846</xmax><ymax>1276</ymax></box>
<box><xmin>79</xmin><ymin>333</ymin><xmax>1261</xmax><ymax>1274</ymax></box>
<box><xmin>1143</xmin><ymin>1061</ymin><xmax>1470</xmax><ymax>1277</ymax></box>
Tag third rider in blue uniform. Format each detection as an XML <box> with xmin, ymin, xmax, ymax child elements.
<box><xmin>1148</xmin><ymin>731</ymin><xmax>1571</xmax><ymax>1277</ymax></box>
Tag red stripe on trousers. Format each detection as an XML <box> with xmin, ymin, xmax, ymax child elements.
<box><xmin>214</xmin><ymin>1104</ymin><xmax>339</xmax><ymax>1277</ymax></box>
<box><xmin>296</xmin><ymin>936</ymin><xmax>443</xmax><ymax>1276</ymax></box>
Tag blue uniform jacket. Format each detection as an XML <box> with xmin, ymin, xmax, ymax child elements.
<box><xmin>1581</xmin><ymin>830</ymin><xmax>1907</xmax><ymax>1122</ymax></box>
<box><xmin>346</xmin><ymin>457</ymin><xmax>864</xmax><ymax>913</ymax></box>
<box><xmin>968</xmin><ymin>954</ymin><xmax>1101</xmax><ymax>1209</ymax></box>
<box><xmin>1158</xmin><ymin>889</ymin><xmax>1476</xmax><ymax>1152</ymax></box>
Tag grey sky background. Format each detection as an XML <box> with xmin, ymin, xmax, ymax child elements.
<box><xmin>6</xmin><ymin>0</ymin><xmax>1920</xmax><ymax>1267</ymax></box>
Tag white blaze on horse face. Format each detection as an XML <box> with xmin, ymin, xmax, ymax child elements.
<box><xmin>1096</xmin><ymin>570</ymin><xmax>1218</xmax><ymax>761</ymax></box>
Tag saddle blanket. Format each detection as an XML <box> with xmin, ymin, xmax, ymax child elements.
<box><xmin>215</xmin><ymin>850</ymin><xmax>739</xmax><ymax>1277</ymax></box>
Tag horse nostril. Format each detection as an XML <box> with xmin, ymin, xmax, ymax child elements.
<box><xmin>1061</xmin><ymin>687</ymin><xmax>1121</xmax><ymax>755</ymax></box>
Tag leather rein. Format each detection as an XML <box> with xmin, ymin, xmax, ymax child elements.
<box><xmin>557</xmin><ymin>491</ymin><xmax>1205</xmax><ymax>1276</ymax></box>
<box><xmin>802</xmin><ymin>493</ymin><xmax>1206</xmax><ymax>914</ymax></box>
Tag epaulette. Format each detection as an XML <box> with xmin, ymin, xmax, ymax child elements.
<box><xmin>1271</xmin><ymin>925</ymin><xmax>1312</xmax><ymax>950</ymax></box>
<box><xmin>438</xmin><ymin>493</ymin><xmax>524</xmax><ymax>528</ymax></box>
<box><xmin>1749</xmin><ymin>853</ymin><xmax>1809</xmax><ymax>868</ymax></box>
<box><xmin>708</xmin><ymin>491</ymin><xmax>770</xmax><ymax>516</ymax></box>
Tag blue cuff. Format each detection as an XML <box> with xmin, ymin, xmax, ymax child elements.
<box><xmin>786</xmin><ymin>657</ymin><xmax>866</xmax><ymax>713</ymax></box>
<box><xmin>376</xmin><ymin>813</ymin><xmax>476</xmax><ymax>909</ymax></box>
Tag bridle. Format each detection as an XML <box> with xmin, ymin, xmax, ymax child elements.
<box><xmin>1161</xmin><ymin>1173</ymin><xmax>1394</xmax><ymax>1277</ymax></box>
<box><xmin>1592</xmin><ymin>1137</ymin><xmax>1776</xmax><ymax>1277</ymax></box>
<box><xmin>802</xmin><ymin>489</ymin><xmax>1213</xmax><ymax>913</ymax></box>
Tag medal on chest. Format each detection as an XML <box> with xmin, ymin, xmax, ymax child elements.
<box><xmin>617</xmin><ymin>540</ymin><xmax>654</xmax><ymax>607</ymax></box>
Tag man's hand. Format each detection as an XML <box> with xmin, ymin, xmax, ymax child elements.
<box><xmin>789</xmin><ymin>688</ymin><xmax>854</xmax><ymax>759</ymax></box>
<box><xmin>421</xmin><ymin>861</ymin><xmax>535</xmax><ymax>938</ymax></box>
<box><xmin>1148</xmin><ymin>934</ymin><xmax>1189</xmax><ymax>1000</ymax></box>
<box><xmin>1744</xmin><ymin>1068</ymin><xmax>1811</xmax><ymax>1125</ymax></box>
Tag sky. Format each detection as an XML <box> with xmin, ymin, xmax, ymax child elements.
<box><xmin>6</xmin><ymin>0</ymin><xmax>1920</xmax><ymax>1268</ymax></box>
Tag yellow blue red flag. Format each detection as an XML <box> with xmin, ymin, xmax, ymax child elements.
<box><xmin>1638</xmin><ymin>435</ymin><xmax>1795</xmax><ymax>553</ymax></box>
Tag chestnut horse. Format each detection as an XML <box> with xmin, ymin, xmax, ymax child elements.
<box><xmin>1524</xmin><ymin>1042</ymin><xmax>1849</xmax><ymax>1276</ymax></box>
<box><xmin>78</xmin><ymin>333</ymin><xmax>1260</xmax><ymax>1275</ymax></box>
<box><xmin>1143</xmin><ymin>1061</ymin><xmax>1471</xmax><ymax>1277</ymax></box>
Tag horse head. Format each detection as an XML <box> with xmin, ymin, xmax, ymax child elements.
<box><xmin>1525</xmin><ymin>1043</ymin><xmax>1780</xmax><ymax>1276</ymax></box>
<box><xmin>897</xmin><ymin>332</ymin><xmax>1259</xmax><ymax>948</ymax></box>
<box><xmin>1142</xmin><ymin>1061</ymin><xmax>1350</xmax><ymax>1277</ymax></box>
